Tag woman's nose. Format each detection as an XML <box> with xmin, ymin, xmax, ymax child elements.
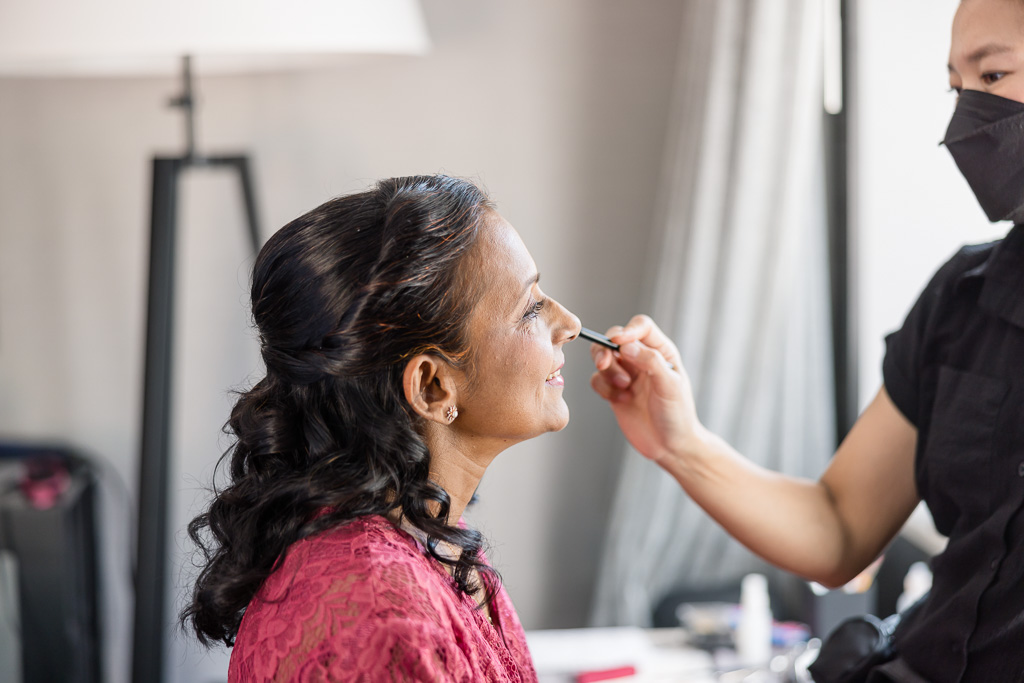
<box><xmin>553</xmin><ymin>301</ymin><xmax>581</xmax><ymax>344</ymax></box>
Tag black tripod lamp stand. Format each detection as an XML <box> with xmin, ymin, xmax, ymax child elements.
<box><xmin>133</xmin><ymin>55</ymin><xmax>261</xmax><ymax>683</ymax></box>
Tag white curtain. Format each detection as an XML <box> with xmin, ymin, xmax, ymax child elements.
<box><xmin>592</xmin><ymin>0</ymin><xmax>836</xmax><ymax>627</ymax></box>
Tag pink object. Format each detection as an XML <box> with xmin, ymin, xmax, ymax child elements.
<box><xmin>576</xmin><ymin>665</ymin><xmax>637</xmax><ymax>682</ymax></box>
<box><xmin>19</xmin><ymin>458</ymin><xmax>70</xmax><ymax>510</ymax></box>
<box><xmin>229</xmin><ymin>515</ymin><xmax>538</xmax><ymax>682</ymax></box>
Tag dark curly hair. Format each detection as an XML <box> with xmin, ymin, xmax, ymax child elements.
<box><xmin>181</xmin><ymin>175</ymin><xmax>497</xmax><ymax>647</ymax></box>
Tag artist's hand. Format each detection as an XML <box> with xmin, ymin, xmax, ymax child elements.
<box><xmin>589</xmin><ymin>315</ymin><xmax>703</xmax><ymax>464</ymax></box>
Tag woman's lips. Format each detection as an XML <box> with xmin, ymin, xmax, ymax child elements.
<box><xmin>545</xmin><ymin>365</ymin><xmax>564</xmax><ymax>387</ymax></box>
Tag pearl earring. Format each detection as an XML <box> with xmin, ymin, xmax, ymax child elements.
<box><xmin>446</xmin><ymin>405</ymin><xmax>459</xmax><ymax>423</ymax></box>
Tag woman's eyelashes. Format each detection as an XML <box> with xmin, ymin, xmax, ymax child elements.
<box><xmin>522</xmin><ymin>297</ymin><xmax>547</xmax><ymax>323</ymax></box>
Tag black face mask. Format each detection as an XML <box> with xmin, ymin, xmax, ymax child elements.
<box><xmin>943</xmin><ymin>89</ymin><xmax>1024</xmax><ymax>224</ymax></box>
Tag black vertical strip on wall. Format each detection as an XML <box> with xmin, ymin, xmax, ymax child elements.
<box><xmin>824</xmin><ymin>0</ymin><xmax>858</xmax><ymax>445</ymax></box>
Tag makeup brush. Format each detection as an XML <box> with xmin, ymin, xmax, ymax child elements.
<box><xmin>579</xmin><ymin>327</ymin><xmax>620</xmax><ymax>351</ymax></box>
<box><xmin>578</xmin><ymin>327</ymin><xmax>675</xmax><ymax>371</ymax></box>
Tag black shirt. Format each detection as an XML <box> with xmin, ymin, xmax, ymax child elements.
<box><xmin>880</xmin><ymin>224</ymin><xmax>1024</xmax><ymax>682</ymax></box>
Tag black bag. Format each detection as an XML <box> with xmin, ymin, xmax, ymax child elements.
<box><xmin>807</xmin><ymin>594</ymin><xmax>926</xmax><ymax>683</ymax></box>
<box><xmin>807</xmin><ymin>613</ymin><xmax>899</xmax><ymax>683</ymax></box>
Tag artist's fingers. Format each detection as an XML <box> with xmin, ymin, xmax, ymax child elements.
<box><xmin>591</xmin><ymin>371</ymin><xmax>614</xmax><ymax>400</ymax></box>
<box><xmin>601</xmin><ymin>355</ymin><xmax>632</xmax><ymax>388</ymax></box>
<box><xmin>591</xmin><ymin>370</ymin><xmax>629</xmax><ymax>401</ymax></box>
<box><xmin>612</xmin><ymin>315</ymin><xmax>663</xmax><ymax>345</ymax></box>
<box><xmin>589</xmin><ymin>342</ymin><xmax>631</xmax><ymax>387</ymax></box>
<box><xmin>617</xmin><ymin>340</ymin><xmax>680</xmax><ymax>398</ymax></box>
<box><xmin>591</xmin><ymin>324</ymin><xmax>630</xmax><ymax>383</ymax></box>
<box><xmin>590</xmin><ymin>344</ymin><xmax>613</xmax><ymax>370</ymax></box>
<box><xmin>611</xmin><ymin>315</ymin><xmax>681</xmax><ymax>368</ymax></box>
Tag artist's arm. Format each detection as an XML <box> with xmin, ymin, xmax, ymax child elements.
<box><xmin>590</xmin><ymin>315</ymin><xmax>919</xmax><ymax>588</ymax></box>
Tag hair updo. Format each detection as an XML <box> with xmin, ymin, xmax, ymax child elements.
<box><xmin>182</xmin><ymin>175</ymin><xmax>496</xmax><ymax>647</ymax></box>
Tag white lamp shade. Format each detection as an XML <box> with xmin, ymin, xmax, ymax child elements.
<box><xmin>0</xmin><ymin>0</ymin><xmax>430</xmax><ymax>76</ymax></box>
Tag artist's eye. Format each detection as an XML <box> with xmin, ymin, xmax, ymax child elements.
<box><xmin>523</xmin><ymin>298</ymin><xmax>546</xmax><ymax>322</ymax></box>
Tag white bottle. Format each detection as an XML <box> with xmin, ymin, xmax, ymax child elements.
<box><xmin>896</xmin><ymin>562</ymin><xmax>932</xmax><ymax>613</ymax></box>
<box><xmin>736</xmin><ymin>573</ymin><xmax>773</xmax><ymax>666</ymax></box>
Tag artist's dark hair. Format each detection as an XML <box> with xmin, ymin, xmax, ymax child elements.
<box><xmin>181</xmin><ymin>175</ymin><xmax>496</xmax><ymax>647</ymax></box>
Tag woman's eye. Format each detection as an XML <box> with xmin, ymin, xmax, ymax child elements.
<box><xmin>523</xmin><ymin>299</ymin><xmax>546</xmax><ymax>322</ymax></box>
<box><xmin>981</xmin><ymin>72</ymin><xmax>1006</xmax><ymax>85</ymax></box>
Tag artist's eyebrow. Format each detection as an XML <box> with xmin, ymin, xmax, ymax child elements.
<box><xmin>949</xmin><ymin>43</ymin><xmax>1014</xmax><ymax>72</ymax></box>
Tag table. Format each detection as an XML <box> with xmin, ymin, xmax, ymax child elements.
<box><xmin>525</xmin><ymin>627</ymin><xmax>818</xmax><ymax>682</ymax></box>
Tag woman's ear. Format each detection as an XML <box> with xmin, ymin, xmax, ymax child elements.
<box><xmin>403</xmin><ymin>354</ymin><xmax>459</xmax><ymax>424</ymax></box>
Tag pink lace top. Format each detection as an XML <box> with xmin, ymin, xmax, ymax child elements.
<box><xmin>228</xmin><ymin>515</ymin><xmax>538</xmax><ymax>682</ymax></box>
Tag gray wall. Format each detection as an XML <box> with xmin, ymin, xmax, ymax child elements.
<box><xmin>0</xmin><ymin>1</ymin><xmax>685</xmax><ymax>681</ymax></box>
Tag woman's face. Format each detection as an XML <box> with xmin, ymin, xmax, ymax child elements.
<box><xmin>453</xmin><ymin>211</ymin><xmax>581</xmax><ymax>445</ymax></box>
<box><xmin>949</xmin><ymin>0</ymin><xmax>1024</xmax><ymax>102</ymax></box>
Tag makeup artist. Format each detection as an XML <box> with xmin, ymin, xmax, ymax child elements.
<box><xmin>589</xmin><ymin>1</ymin><xmax>1024</xmax><ymax>681</ymax></box>
<box><xmin>183</xmin><ymin>175</ymin><xmax>580</xmax><ymax>682</ymax></box>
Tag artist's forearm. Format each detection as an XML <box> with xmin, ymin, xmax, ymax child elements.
<box><xmin>659</xmin><ymin>428</ymin><xmax>860</xmax><ymax>587</ymax></box>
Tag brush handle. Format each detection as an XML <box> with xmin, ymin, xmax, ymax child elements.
<box><xmin>578</xmin><ymin>326</ymin><xmax>675</xmax><ymax>371</ymax></box>
<box><xmin>579</xmin><ymin>327</ymin><xmax>619</xmax><ymax>351</ymax></box>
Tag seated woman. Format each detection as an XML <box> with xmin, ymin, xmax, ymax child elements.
<box><xmin>181</xmin><ymin>175</ymin><xmax>580</xmax><ymax>682</ymax></box>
